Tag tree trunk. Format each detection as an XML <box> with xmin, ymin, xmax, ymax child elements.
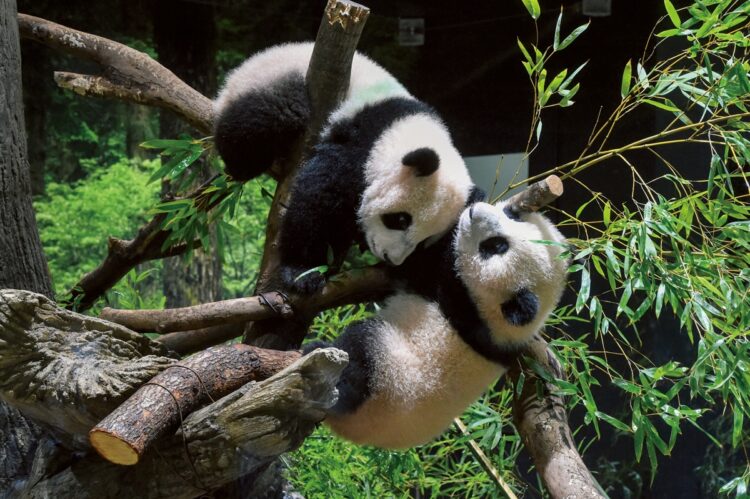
<box><xmin>153</xmin><ymin>0</ymin><xmax>222</xmax><ymax>308</ymax></box>
<box><xmin>0</xmin><ymin>0</ymin><xmax>54</xmax><ymax>494</ymax></box>
<box><xmin>0</xmin><ymin>0</ymin><xmax>53</xmax><ymax>298</ymax></box>
<box><xmin>20</xmin><ymin>40</ymin><xmax>49</xmax><ymax>196</ymax></box>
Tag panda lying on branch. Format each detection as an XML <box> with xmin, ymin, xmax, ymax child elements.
<box><xmin>214</xmin><ymin>43</ymin><xmax>474</xmax><ymax>293</ymax></box>
<box><xmin>305</xmin><ymin>199</ymin><xmax>568</xmax><ymax>448</ymax></box>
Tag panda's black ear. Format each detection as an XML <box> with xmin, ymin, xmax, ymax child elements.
<box><xmin>501</xmin><ymin>288</ymin><xmax>539</xmax><ymax>326</ymax></box>
<box><xmin>403</xmin><ymin>147</ymin><xmax>440</xmax><ymax>177</ymax></box>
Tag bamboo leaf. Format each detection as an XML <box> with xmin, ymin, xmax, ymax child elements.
<box><xmin>557</xmin><ymin>21</ymin><xmax>590</xmax><ymax>51</ymax></box>
<box><xmin>521</xmin><ymin>0</ymin><xmax>541</xmax><ymax>20</ymax></box>
<box><xmin>621</xmin><ymin>59</ymin><xmax>633</xmax><ymax>98</ymax></box>
<box><xmin>664</xmin><ymin>0</ymin><xmax>681</xmax><ymax>28</ymax></box>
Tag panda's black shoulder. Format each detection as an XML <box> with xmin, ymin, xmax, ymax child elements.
<box><xmin>325</xmin><ymin>97</ymin><xmax>437</xmax><ymax>151</ymax></box>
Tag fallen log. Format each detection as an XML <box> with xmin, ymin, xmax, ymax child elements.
<box><xmin>90</xmin><ymin>344</ymin><xmax>301</xmax><ymax>465</ymax></box>
<box><xmin>0</xmin><ymin>289</ymin><xmax>346</xmax><ymax>497</ymax></box>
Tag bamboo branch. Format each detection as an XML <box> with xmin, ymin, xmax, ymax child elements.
<box><xmin>18</xmin><ymin>13</ymin><xmax>213</xmax><ymax>134</ymax></box>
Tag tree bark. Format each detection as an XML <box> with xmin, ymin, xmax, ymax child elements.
<box><xmin>0</xmin><ymin>289</ymin><xmax>345</xmax><ymax>498</ymax></box>
<box><xmin>154</xmin><ymin>0</ymin><xmax>223</xmax><ymax>309</ymax></box>
<box><xmin>0</xmin><ymin>0</ymin><xmax>53</xmax><ymax>299</ymax></box>
<box><xmin>0</xmin><ymin>1</ymin><xmax>53</xmax><ymax>495</ymax></box>
<box><xmin>20</xmin><ymin>40</ymin><xmax>49</xmax><ymax>195</ymax></box>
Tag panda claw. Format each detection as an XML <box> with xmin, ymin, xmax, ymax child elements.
<box><xmin>281</xmin><ymin>266</ymin><xmax>327</xmax><ymax>295</ymax></box>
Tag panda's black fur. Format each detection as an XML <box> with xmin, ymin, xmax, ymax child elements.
<box><xmin>304</xmin><ymin>196</ymin><xmax>568</xmax><ymax>448</ymax></box>
<box><xmin>214</xmin><ymin>73</ymin><xmax>310</xmax><ymax>181</ymax></box>
<box><xmin>277</xmin><ymin>98</ymin><xmax>441</xmax><ymax>292</ymax></box>
<box><xmin>213</xmin><ymin>43</ymin><xmax>474</xmax><ymax>293</ymax></box>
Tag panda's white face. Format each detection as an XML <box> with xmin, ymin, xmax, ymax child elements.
<box><xmin>358</xmin><ymin>114</ymin><xmax>473</xmax><ymax>265</ymax></box>
<box><xmin>454</xmin><ymin>201</ymin><xmax>568</xmax><ymax>346</ymax></box>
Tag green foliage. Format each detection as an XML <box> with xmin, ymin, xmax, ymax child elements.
<box><xmin>510</xmin><ymin>0</ymin><xmax>750</xmax><ymax>493</ymax></box>
<box><xmin>222</xmin><ymin>177</ymin><xmax>274</xmax><ymax>298</ymax></box>
<box><xmin>34</xmin><ymin>159</ymin><xmax>161</xmax><ymax>302</ymax></box>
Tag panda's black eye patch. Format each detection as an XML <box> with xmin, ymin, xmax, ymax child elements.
<box><xmin>381</xmin><ymin>212</ymin><xmax>412</xmax><ymax>231</ymax></box>
<box><xmin>503</xmin><ymin>205</ymin><xmax>522</xmax><ymax>221</ymax></box>
<box><xmin>479</xmin><ymin>236</ymin><xmax>509</xmax><ymax>258</ymax></box>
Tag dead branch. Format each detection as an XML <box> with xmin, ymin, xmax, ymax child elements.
<box><xmin>18</xmin><ymin>13</ymin><xmax>213</xmax><ymax>134</ymax></box>
<box><xmin>510</xmin><ymin>337</ymin><xmax>606</xmax><ymax>498</ymax></box>
<box><xmin>0</xmin><ymin>289</ymin><xmax>346</xmax><ymax>497</ymax></box>
<box><xmin>504</xmin><ymin>174</ymin><xmax>563</xmax><ymax>212</ymax></box>
<box><xmin>90</xmin><ymin>344</ymin><xmax>302</xmax><ymax>465</ymax></box>
<box><xmin>100</xmin><ymin>292</ymin><xmax>292</xmax><ymax>333</ymax></box>
<box><xmin>243</xmin><ymin>0</ymin><xmax>371</xmax><ymax>350</ymax></box>
<box><xmin>156</xmin><ymin>323</ymin><xmax>244</xmax><ymax>356</ymax></box>
<box><xmin>101</xmin><ymin>266</ymin><xmax>391</xmax><ymax>337</ymax></box>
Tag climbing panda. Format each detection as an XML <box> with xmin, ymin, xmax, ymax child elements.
<box><xmin>213</xmin><ymin>43</ymin><xmax>474</xmax><ymax>292</ymax></box>
<box><xmin>304</xmin><ymin>199</ymin><xmax>568</xmax><ymax>449</ymax></box>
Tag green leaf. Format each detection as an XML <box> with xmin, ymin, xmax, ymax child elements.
<box><xmin>664</xmin><ymin>0</ymin><xmax>681</xmax><ymax>28</ymax></box>
<box><xmin>517</xmin><ymin>38</ymin><xmax>533</xmax><ymax>64</ymax></box>
<box><xmin>596</xmin><ymin>411</ymin><xmax>631</xmax><ymax>433</ymax></box>
<box><xmin>603</xmin><ymin>201</ymin><xmax>612</xmax><ymax>227</ymax></box>
<box><xmin>557</xmin><ymin>21</ymin><xmax>590</xmax><ymax>51</ymax></box>
<box><xmin>576</xmin><ymin>267</ymin><xmax>591</xmax><ymax>313</ymax></box>
<box><xmin>621</xmin><ymin>59</ymin><xmax>632</xmax><ymax>98</ymax></box>
<box><xmin>521</xmin><ymin>0</ymin><xmax>541</xmax><ymax>20</ymax></box>
<box><xmin>732</xmin><ymin>406</ymin><xmax>743</xmax><ymax>448</ymax></box>
<box><xmin>553</xmin><ymin>11</ymin><xmax>563</xmax><ymax>51</ymax></box>
<box><xmin>295</xmin><ymin>265</ymin><xmax>329</xmax><ymax>282</ymax></box>
<box><xmin>642</xmin><ymin>98</ymin><xmax>680</xmax><ymax>113</ymax></box>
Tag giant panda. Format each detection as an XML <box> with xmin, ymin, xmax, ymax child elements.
<box><xmin>304</xmin><ymin>199</ymin><xmax>568</xmax><ymax>449</ymax></box>
<box><xmin>214</xmin><ymin>43</ymin><xmax>474</xmax><ymax>292</ymax></box>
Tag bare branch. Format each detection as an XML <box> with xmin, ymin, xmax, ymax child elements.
<box><xmin>18</xmin><ymin>13</ymin><xmax>213</xmax><ymax>133</ymax></box>
<box><xmin>510</xmin><ymin>337</ymin><xmax>606</xmax><ymax>498</ymax></box>
<box><xmin>90</xmin><ymin>344</ymin><xmax>302</xmax><ymax>465</ymax></box>
<box><xmin>503</xmin><ymin>175</ymin><xmax>563</xmax><ymax>212</ymax></box>
<box><xmin>100</xmin><ymin>266</ymin><xmax>392</xmax><ymax>336</ymax></box>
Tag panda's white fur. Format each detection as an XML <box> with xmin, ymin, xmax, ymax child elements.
<box><xmin>455</xmin><ymin>202</ymin><xmax>569</xmax><ymax>345</ymax></box>
<box><xmin>213</xmin><ymin>42</ymin><xmax>473</xmax><ymax>291</ymax></box>
<box><xmin>312</xmin><ymin>200</ymin><xmax>568</xmax><ymax>448</ymax></box>
<box><xmin>359</xmin><ymin>114</ymin><xmax>472</xmax><ymax>265</ymax></box>
<box><xmin>325</xmin><ymin>294</ymin><xmax>503</xmax><ymax>448</ymax></box>
<box><xmin>214</xmin><ymin>42</ymin><xmax>410</xmax><ymax>124</ymax></box>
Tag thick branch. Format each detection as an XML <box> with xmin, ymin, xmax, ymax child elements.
<box><xmin>244</xmin><ymin>0</ymin><xmax>370</xmax><ymax>350</ymax></box>
<box><xmin>101</xmin><ymin>266</ymin><xmax>391</xmax><ymax>337</ymax></box>
<box><xmin>90</xmin><ymin>344</ymin><xmax>302</xmax><ymax>465</ymax></box>
<box><xmin>510</xmin><ymin>337</ymin><xmax>605</xmax><ymax>498</ymax></box>
<box><xmin>0</xmin><ymin>289</ymin><xmax>346</xmax><ymax>497</ymax></box>
<box><xmin>18</xmin><ymin>13</ymin><xmax>213</xmax><ymax>133</ymax></box>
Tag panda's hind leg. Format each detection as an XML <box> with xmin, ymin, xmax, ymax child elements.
<box><xmin>214</xmin><ymin>73</ymin><xmax>310</xmax><ymax>181</ymax></box>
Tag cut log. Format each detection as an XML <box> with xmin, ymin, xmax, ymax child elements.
<box><xmin>0</xmin><ymin>289</ymin><xmax>347</xmax><ymax>497</ymax></box>
<box><xmin>22</xmin><ymin>348</ymin><xmax>346</xmax><ymax>498</ymax></box>
<box><xmin>89</xmin><ymin>344</ymin><xmax>301</xmax><ymax>465</ymax></box>
<box><xmin>0</xmin><ymin>289</ymin><xmax>175</xmax><ymax>448</ymax></box>
<box><xmin>502</xmin><ymin>175</ymin><xmax>563</xmax><ymax>212</ymax></box>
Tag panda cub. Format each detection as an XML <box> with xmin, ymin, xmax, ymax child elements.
<box><xmin>214</xmin><ymin>43</ymin><xmax>474</xmax><ymax>292</ymax></box>
<box><xmin>305</xmin><ymin>200</ymin><xmax>568</xmax><ymax>449</ymax></box>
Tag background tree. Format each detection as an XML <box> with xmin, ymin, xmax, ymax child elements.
<box><xmin>0</xmin><ymin>0</ymin><xmax>52</xmax><ymax>491</ymax></box>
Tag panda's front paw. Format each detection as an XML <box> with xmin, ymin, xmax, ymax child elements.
<box><xmin>281</xmin><ymin>266</ymin><xmax>327</xmax><ymax>295</ymax></box>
